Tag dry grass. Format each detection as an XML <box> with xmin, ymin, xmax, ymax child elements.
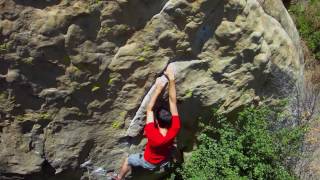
<box><xmin>299</xmin><ymin>65</ymin><xmax>320</xmax><ymax>122</ymax></box>
<box><xmin>304</xmin><ymin>1</ymin><xmax>320</xmax><ymax>29</ymax></box>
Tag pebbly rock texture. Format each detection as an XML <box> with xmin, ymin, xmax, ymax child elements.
<box><xmin>0</xmin><ymin>0</ymin><xmax>303</xmax><ymax>179</ymax></box>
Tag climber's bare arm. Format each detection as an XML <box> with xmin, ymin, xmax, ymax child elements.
<box><xmin>146</xmin><ymin>78</ymin><xmax>166</xmax><ymax>124</ymax></box>
<box><xmin>165</xmin><ymin>64</ymin><xmax>179</xmax><ymax>116</ymax></box>
<box><xmin>168</xmin><ymin>79</ymin><xmax>178</xmax><ymax>116</ymax></box>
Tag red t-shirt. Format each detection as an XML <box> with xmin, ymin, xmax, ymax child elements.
<box><xmin>144</xmin><ymin>115</ymin><xmax>181</xmax><ymax>164</ymax></box>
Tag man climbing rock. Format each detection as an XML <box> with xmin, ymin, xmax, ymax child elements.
<box><xmin>112</xmin><ymin>64</ymin><xmax>181</xmax><ymax>180</ymax></box>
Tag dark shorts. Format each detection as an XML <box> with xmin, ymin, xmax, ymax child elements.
<box><xmin>127</xmin><ymin>153</ymin><xmax>157</xmax><ymax>171</ymax></box>
<box><xmin>128</xmin><ymin>145</ymin><xmax>180</xmax><ymax>171</ymax></box>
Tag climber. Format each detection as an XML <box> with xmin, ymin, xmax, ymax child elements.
<box><xmin>110</xmin><ymin>64</ymin><xmax>181</xmax><ymax>180</ymax></box>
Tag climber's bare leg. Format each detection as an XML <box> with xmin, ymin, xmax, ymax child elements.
<box><xmin>117</xmin><ymin>157</ymin><xmax>131</xmax><ymax>180</ymax></box>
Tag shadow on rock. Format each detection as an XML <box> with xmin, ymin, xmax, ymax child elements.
<box><xmin>13</xmin><ymin>0</ymin><xmax>61</xmax><ymax>9</ymax></box>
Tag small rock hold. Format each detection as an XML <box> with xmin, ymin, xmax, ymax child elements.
<box><xmin>6</xmin><ymin>69</ymin><xmax>20</xmax><ymax>83</ymax></box>
<box><xmin>174</xmin><ymin>8</ymin><xmax>185</xmax><ymax>17</ymax></box>
<box><xmin>253</xmin><ymin>96</ymin><xmax>261</xmax><ymax>106</ymax></box>
<box><xmin>39</xmin><ymin>88</ymin><xmax>70</xmax><ymax>102</ymax></box>
<box><xmin>158</xmin><ymin>31</ymin><xmax>179</xmax><ymax>48</ymax></box>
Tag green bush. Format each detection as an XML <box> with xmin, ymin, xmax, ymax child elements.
<box><xmin>178</xmin><ymin>106</ymin><xmax>305</xmax><ymax>180</ymax></box>
<box><xmin>289</xmin><ymin>0</ymin><xmax>320</xmax><ymax>60</ymax></box>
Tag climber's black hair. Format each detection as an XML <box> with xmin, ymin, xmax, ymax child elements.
<box><xmin>155</xmin><ymin>106</ymin><xmax>172</xmax><ymax>128</ymax></box>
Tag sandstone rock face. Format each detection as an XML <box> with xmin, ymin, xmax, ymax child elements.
<box><xmin>0</xmin><ymin>0</ymin><xmax>303</xmax><ymax>179</ymax></box>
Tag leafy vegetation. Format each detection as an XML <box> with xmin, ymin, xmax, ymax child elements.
<box><xmin>0</xmin><ymin>92</ymin><xmax>15</xmax><ymax>116</ymax></box>
<box><xmin>23</xmin><ymin>57</ymin><xmax>34</xmax><ymax>65</ymax></box>
<box><xmin>107</xmin><ymin>73</ymin><xmax>118</xmax><ymax>86</ymax></box>
<box><xmin>63</xmin><ymin>55</ymin><xmax>71</xmax><ymax>63</ymax></box>
<box><xmin>137</xmin><ymin>44</ymin><xmax>154</xmax><ymax>62</ymax></box>
<box><xmin>185</xmin><ymin>89</ymin><xmax>193</xmax><ymax>98</ymax></box>
<box><xmin>175</xmin><ymin>105</ymin><xmax>305</xmax><ymax>180</ymax></box>
<box><xmin>89</xmin><ymin>0</ymin><xmax>102</xmax><ymax>6</ymax></box>
<box><xmin>0</xmin><ymin>43</ymin><xmax>8</xmax><ymax>53</ymax></box>
<box><xmin>91</xmin><ymin>85</ymin><xmax>101</xmax><ymax>92</ymax></box>
<box><xmin>107</xmin><ymin>77</ymin><xmax>115</xmax><ymax>85</ymax></box>
<box><xmin>112</xmin><ymin>120</ymin><xmax>123</xmax><ymax>129</ymax></box>
<box><xmin>289</xmin><ymin>0</ymin><xmax>320</xmax><ymax>60</ymax></box>
<box><xmin>15</xmin><ymin>111</ymin><xmax>52</xmax><ymax>122</ymax></box>
<box><xmin>112</xmin><ymin>112</ymin><xmax>126</xmax><ymax>129</ymax></box>
<box><xmin>99</xmin><ymin>26</ymin><xmax>112</xmax><ymax>35</ymax></box>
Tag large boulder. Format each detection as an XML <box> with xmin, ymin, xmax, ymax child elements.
<box><xmin>0</xmin><ymin>0</ymin><xmax>303</xmax><ymax>179</ymax></box>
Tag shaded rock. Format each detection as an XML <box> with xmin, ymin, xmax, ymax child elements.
<box><xmin>65</xmin><ymin>24</ymin><xmax>86</xmax><ymax>49</ymax></box>
<box><xmin>38</xmin><ymin>88</ymin><xmax>71</xmax><ymax>104</ymax></box>
<box><xmin>158</xmin><ymin>30</ymin><xmax>180</xmax><ymax>48</ymax></box>
<box><xmin>0</xmin><ymin>123</ymin><xmax>44</xmax><ymax>175</ymax></box>
<box><xmin>44</xmin><ymin>120</ymin><xmax>94</xmax><ymax>174</ymax></box>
